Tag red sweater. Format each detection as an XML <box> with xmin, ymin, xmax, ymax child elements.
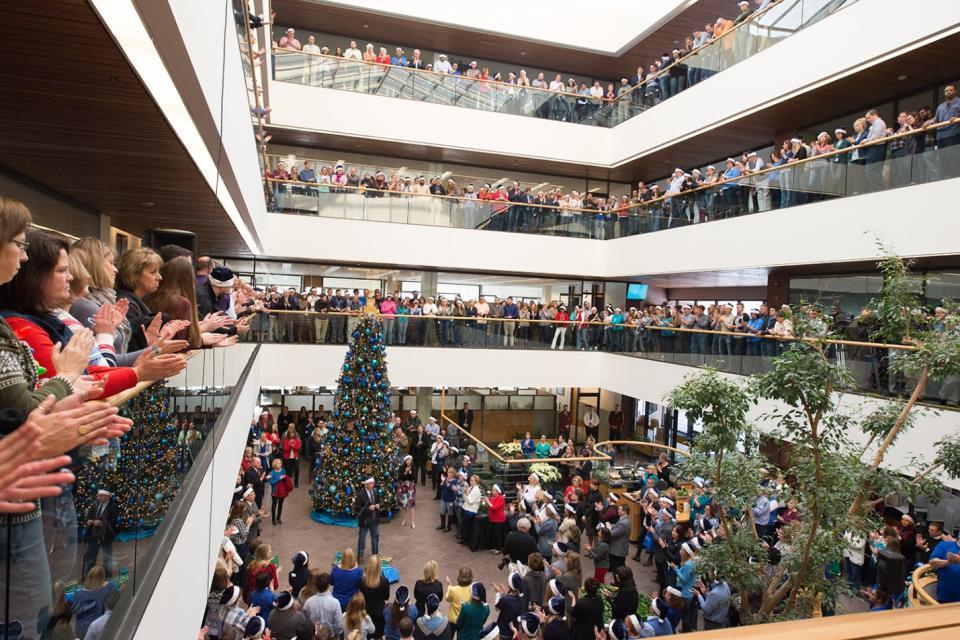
<box><xmin>282</xmin><ymin>437</ymin><xmax>301</xmax><ymax>459</ymax></box>
<box><xmin>6</xmin><ymin>317</ymin><xmax>138</xmax><ymax>399</ymax></box>
<box><xmin>487</xmin><ymin>493</ymin><xmax>506</xmax><ymax>523</ymax></box>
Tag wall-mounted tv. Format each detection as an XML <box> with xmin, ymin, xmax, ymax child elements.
<box><xmin>627</xmin><ymin>283</ymin><xmax>648</xmax><ymax>300</ymax></box>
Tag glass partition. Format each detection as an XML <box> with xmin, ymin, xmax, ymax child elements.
<box><xmin>0</xmin><ymin>344</ymin><xmax>255</xmax><ymax>639</ymax></box>
<box><xmin>267</xmin><ymin>124</ymin><xmax>960</xmax><ymax>240</ymax></box>
<box><xmin>248</xmin><ymin>313</ymin><xmax>952</xmax><ymax>407</ymax></box>
<box><xmin>270</xmin><ymin>0</ymin><xmax>860</xmax><ymax>127</ymax></box>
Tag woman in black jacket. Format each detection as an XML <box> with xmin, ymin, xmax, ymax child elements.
<box><xmin>115</xmin><ymin>246</ymin><xmax>164</xmax><ymax>351</ymax></box>
<box><xmin>610</xmin><ymin>566</ymin><xmax>638</xmax><ymax>622</ymax></box>
<box><xmin>570</xmin><ymin>578</ymin><xmax>603</xmax><ymax>640</ymax></box>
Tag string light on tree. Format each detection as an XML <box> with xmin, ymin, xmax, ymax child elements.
<box><xmin>312</xmin><ymin>314</ymin><xmax>399</xmax><ymax>516</ymax></box>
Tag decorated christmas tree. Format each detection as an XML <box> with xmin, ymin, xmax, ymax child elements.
<box><xmin>312</xmin><ymin>314</ymin><xmax>398</xmax><ymax>516</ymax></box>
<box><xmin>74</xmin><ymin>383</ymin><xmax>182</xmax><ymax>532</ymax></box>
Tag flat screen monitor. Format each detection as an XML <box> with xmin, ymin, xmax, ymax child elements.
<box><xmin>627</xmin><ymin>283</ymin><xmax>648</xmax><ymax>300</ymax></box>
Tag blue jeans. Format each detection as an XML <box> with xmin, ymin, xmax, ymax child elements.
<box><xmin>576</xmin><ymin>328</ymin><xmax>589</xmax><ymax>350</ymax></box>
<box><xmin>691</xmin><ymin>334</ymin><xmax>707</xmax><ymax>364</ymax></box>
<box><xmin>357</xmin><ymin>520</ymin><xmax>379</xmax><ymax>558</ymax></box>
<box><xmin>844</xmin><ymin>558</ymin><xmax>862</xmax><ymax>591</ymax></box>
<box><xmin>0</xmin><ymin>516</ymin><xmax>52</xmax><ymax>638</ymax></box>
<box><xmin>382</xmin><ymin>318</ymin><xmax>395</xmax><ymax>345</ymax></box>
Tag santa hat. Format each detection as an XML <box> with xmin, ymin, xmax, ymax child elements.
<box><xmin>547</xmin><ymin>596</ymin><xmax>565</xmax><ymax>616</ymax></box>
<box><xmin>508</xmin><ymin>572</ymin><xmax>523</xmax><ymax>592</ymax></box>
<box><xmin>244</xmin><ymin>616</ymin><xmax>266</xmax><ymax>638</ymax></box>
<box><xmin>480</xmin><ymin>623</ymin><xmax>500</xmax><ymax>640</ymax></box>
<box><xmin>548</xmin><ymin>579</ymin><xmax>567</xmax><ymax>597</ymax></box>
<box><xmin>274</xmin><ymin>591</ymin><xmax>294</xmax><ymax>611</ymax></box>
<box><xmin>518</xmin><ymin>613</ymin><xmax>541</xmax><ymax>637</ymax></box>
<box><xmin>605</xmin><ymin>620</ymin><xmax>627</xmax><ymax>640</ymax></box>
<box><xmin>552</xmin><ymin>542</ymin><xmax>569</xmax><ymax>557</ymax></box>
<box><xmin>220</xmin><ymin>585</ymin><xmax>242</xmax><ymax>607</ymax></box>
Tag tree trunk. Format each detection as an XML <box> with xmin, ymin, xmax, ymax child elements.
<box><xmin>848</xmin><ymin>365</ymin><xmax>928</xmax><ymax>517</ymax></box>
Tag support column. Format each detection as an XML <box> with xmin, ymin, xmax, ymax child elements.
<box><xmin>420</xmin><ymin>272</ymin><xmax>438</xmax><ymax>299</ymax></box>
<box><xmin>415</xmin><ymin>386</ymin><xmax>433</xmax><ymax>424</ymax></box>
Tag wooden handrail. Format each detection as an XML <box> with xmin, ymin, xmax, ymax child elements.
<box><xmin>438</xmin><ymin>387</ymin><xmax>507</xmax><ymax>462</ymax></box>
<box><xmin>594</xmin><ymin>440</ymin><xmax>689</xmax><ymax>458</ymax></box>
<box><xmin>261</xmin><ymin>309</ymin><xmax>919</xmax><ymax>351</ymax></box>
<box><xmin>266</xmin><ymin>116</ymin><xmax>960</xmax><ymax>218</ymax></box>
<box><xmin>104</xmin><ymin>350</ymin><xmax>201</xmax><ymax>408</ymax></box>
<box><xmin>909</xmin><ymin>562</ymin><xmax>940</xmax><ymax>606</ymax></box>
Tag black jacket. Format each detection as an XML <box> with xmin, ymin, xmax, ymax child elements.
<box><xmin>355</xmin><ymin>485</ymin><xmax>380</xmax><ymax>526</ymax></box>
<box><xmin>502</xmin><ymin>530</ymin><xmax>538</xmax><ymax>564</ymax></box>
<box><xmin>85</xmin><ymin>499</ymin><xmax>119</xmax><ymax>543</ymax></box>
<box><xmin>409</xmin><ymin>431</ymin><xmax>432</xmax><ymax>463</ymax></box>
<box><xmin>570</xmin><ymin>594</ymin><xmax>603</xmax><ymax>640</ymax></box>
<box><xmin>457</xmin><ymin>409</ymin><xmax>474</xmax><ymax>431</ymax></box>
<box><xmin>116</xmin><ymin>288</ymin><xmax>156</xmax><ymax>352</ymax></box>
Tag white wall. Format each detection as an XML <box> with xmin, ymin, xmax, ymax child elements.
<box><xmin>121</xmin><ymin>0</ymin><xmax>268</xmax><ymax>253</ymax></box>
<box><xmin>268</xmin><ymin>81</ymin><xmax>612</xmax><ymax>167</ymax></box>
<box><xmin>263</xmin><ymin>176</ymin><xmax>960</xmax><ymax>279</ymax></box>
<box><xmin>256</xmin><ymin>344</ymin><xmax>960</xmax><ymax>489</ymax></box>
<box><xmin>268</xmin><ymin>2</ymin><xmax>960</xmax><ymax>170</ymax></box>
<box><xmin>135</xmin><ymin>350</ymin><xmax>262</xmax><ymax>640</ymax></box>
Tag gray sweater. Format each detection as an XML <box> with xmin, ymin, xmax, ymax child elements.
<box><xmin>609</xmin><ymin>516</ymin><xmax>631</xmax><ymax>557</ymax></box>
<box><xmin>69</xmin><ymin>297</ymin><xmax>142</xmax><ymax>366</ymax></box>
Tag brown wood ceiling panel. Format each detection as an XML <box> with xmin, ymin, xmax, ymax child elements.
<box><xmin>272</xmin><ymin>0</ymin><xmax>730</xmax><ymax>80</ymax></box>
<box><xmin>266</xmin><ymin>33</ymin><xmax>960</xmax><ymax>187</ymax></box>
<box><xmin>0</xmin><ymin>0</ymin><xmax>251</xmax><ymax>257</ymax></box>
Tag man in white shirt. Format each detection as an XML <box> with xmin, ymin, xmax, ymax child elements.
<box><xmin>301</xmin><ymin>35</ymin><xmax>321</xmax><ymax>84</ymax></box>
<box><xmin>422</xmin><ymin>297</ymin><xmax>439</xmax><ymax>316</ymax></box>
<box><xmin>343</xmin><ymin>40</ymin><xmax>362</xmax><ymax>61</ymax></box>
<box><xmin>434</xmin><ymin>54</ymin><xmax>452</xmax><ymax>74</ymax></box>
<box><xmin>583</xmin><ymin>407</ymin><xmax>600</xmax><ymax>442</ymax></box>
<box><xmin>864</xmin><ymin>109</ymin><xmax>888</xmax><ymax>191</ymax></box>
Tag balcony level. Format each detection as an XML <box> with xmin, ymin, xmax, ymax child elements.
<box><xmin>263</xmin><ymin>1</ymin><xmax>960</xmax><ymax>178</ymax></box>
<box><xmin>262</xmin><ymin>173</ymin><xmax>960</xmax><ymax>279</ymax></box>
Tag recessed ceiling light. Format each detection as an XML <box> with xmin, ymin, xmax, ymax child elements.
<box><xmin>897</xmin><ymin>74</ymin><xmax>908</xmax><ymax>81</ymax></box>
<box><xmin>363</xmin><ymin>23</ymin><xmax>369</xmax><ymax>28</ymax></box>
<box><xmin>520</xmin><ymin>51</ymin><xmax>526</xmax><ymax>56</ymax></box>
<box><xmin>141</xmin><ymin>201</ymin><xmax>155</xmax><ymax>207</ymax></box>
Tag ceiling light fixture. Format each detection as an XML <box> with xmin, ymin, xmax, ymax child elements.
<box><xmin>897</xmin><ymin>74</ymin><xmax>908</xmax><ymax>80</ymax></box>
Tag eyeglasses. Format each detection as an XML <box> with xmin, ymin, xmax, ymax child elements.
<box><xmin>11</xmin><ymin>239</ymin><xmax>29</xmax><ymax>254</ymax></box>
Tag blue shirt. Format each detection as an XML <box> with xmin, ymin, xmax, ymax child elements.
<box><xmin>931</xmin><ymin>539</ymin><xmax>960</xmax><ymax>603</ymax></box>
<box><xmin>250</xmin><ymin>587</ymin><xmax>276</xmax><ymax>620</ymax></box>
<box><xmin>935</xmin><ymin>97</ymin><xmax>960</xmax><ymax>141</ymax></box>
<box><xmin>521</xmin><ymin>438</ymin><xmax>535</xmax><ymax>457</ymax></box>
<box><xmin>502</xmin><ymin>303</ymin><xmax>519</xmax><ymax>319</ymax></box>
<box><xmin>383</xmin><ymin>603</ymin><xmax>418</xmax><ymax>640</ymax></box>
<box><xmin>391</xmin><ymin>56</ymin><xmax>408</xmax><ymax>66</ymax></box>
<box><xmin>670</xmin><ymin>559</ymin><xmax>697</xmax><ymax>600</ymax></box>
<box><xmin>722</xmin><ymin>166</ymin><xmax>741</xmax><ymax>188</ymax></box>
<box><xmin>747</xmin><ymin>317</ymin><xmax>765</xmax><ymax>342</ymax></box>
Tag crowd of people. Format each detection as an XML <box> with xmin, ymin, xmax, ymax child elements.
<box><xmin>208</xmin><ymin>398</ymin><xmax>960</xmax><ymax>639</ymax></box>
<box><xmin>267</xmin><ymin>84</ymin><xmax>960</xmax><ymax>235</ymax></box>
<box><xmin>0</xmin><ymin>196</ymin><xmax>280</xmax><ymax>639</ymax></box>
<box><xmin>270</xmin><ymin>0</ymin><xmax>788</xmax><ymax>123</ymax></box>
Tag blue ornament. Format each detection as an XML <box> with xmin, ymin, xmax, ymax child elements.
<box><xmin>374</xmin><ymin>372</ymin><xmax>382</xmax><ymax>381</ymax></box>
<box><xmin>351</xmin><ymin>330</ymin><xmax>360</xmax><ymax>339</ymax></box>
<box><xmin>329</xmin><ymin>485</ymin><xmax>337</xmax><ymax>493</ymax></box>
<box><xmin>365</xmin><ymin>445</ymin><xmax>372</xmax><ymax>452</ymax></box>
<box><xmin>371</xmin><ymin>359</ymin><xmax>379</xmax><ymax>367</ymax></box>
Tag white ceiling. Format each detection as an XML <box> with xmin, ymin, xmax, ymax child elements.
<box><xmin>311</xmin><ymin>0</ymin><xmax>696</xmax><ymax>54</ymax></box>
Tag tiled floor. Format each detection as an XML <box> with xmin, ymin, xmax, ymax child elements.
<box><xmin>264</xmin><ymin>464</ymin><xmax>659</xmax><ymax>616</ymax></box>
<box><xmin>264</xmin><ymin>461</ymin><xmax>867</xmax><ymax>620</ymax></box>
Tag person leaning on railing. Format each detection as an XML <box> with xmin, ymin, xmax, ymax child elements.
<box><xmin>0</xmin><ymin>197</ymin><xmax>138</xmax><ymax>636</ymax></box>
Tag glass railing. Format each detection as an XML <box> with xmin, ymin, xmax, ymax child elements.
<box><xmin>0</xmin><ymin>344</ymin><xmax>255</xmax><ymax>639</ymax></box>
<box><xmin>249</xmin><ymin>312</ymin><xmax>952</xmax><ymax>407</ymax></box>
<box><xmin>266</xmin><ymin>119</ymin><xmax>960</xmax><ymax>239</ymax></box>
<box><xmin>270</xmin><ymin>0</ymin><xmax>858</xmax><ymax>127</ymax></box>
